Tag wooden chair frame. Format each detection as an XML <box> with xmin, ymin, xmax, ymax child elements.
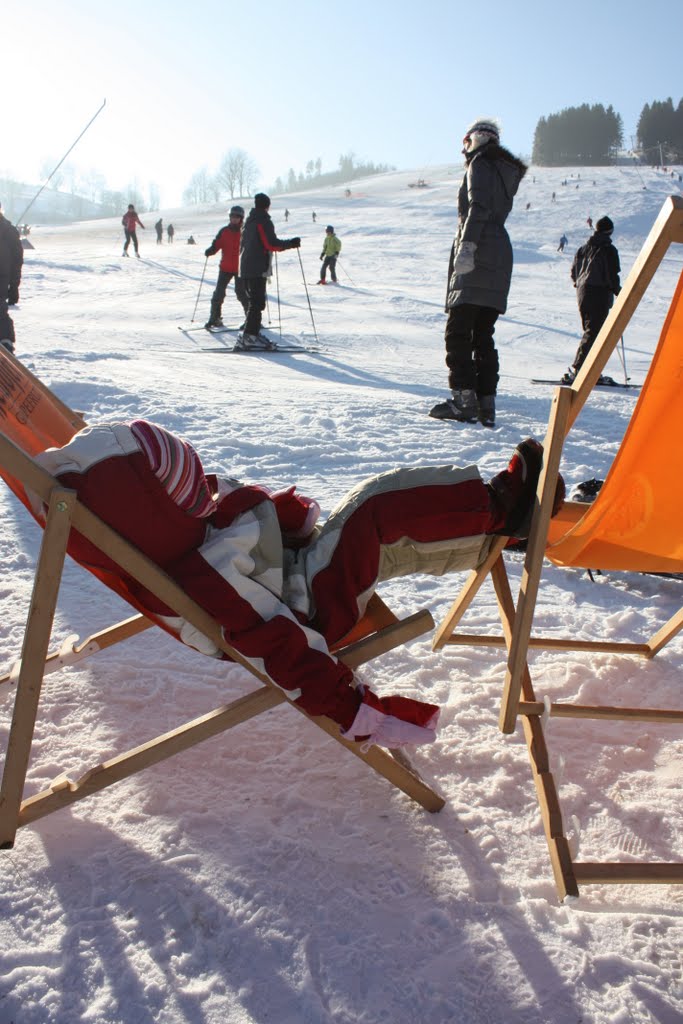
<box><xmin>0</xmin><ymin>379</ymin><xmax>445</xmax><ymax>849</ymax></box>
<box><xmin>434</xmin><ymin>196</ymin><xmax>683</xmax><ymax>898</ymax></box>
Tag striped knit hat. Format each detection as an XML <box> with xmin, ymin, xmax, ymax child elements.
<box><xmin>129</xmin><ymin>419</ymin><xmax>216</xmax><ymax>518</ymax></box>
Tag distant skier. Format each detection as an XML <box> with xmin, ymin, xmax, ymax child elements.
<box><xmin>586</xmin><ymin>216</ymin><xmax>593</xmax><ymax>230</ymax></box>
<box><xmin>238</xmin><ymin>193</ymin><xmax>300</xmax><ymax>349</ymax></box>
<box><xmin>429</xmin><ymin>118</ymin><xmax>527</xmax><ymax>428</ymax></box>
<box><xmin>155</xmin><ymin>218</ymin><xmax>163</xmax><ymax>244</ymax></box>
<box><xmin>284</xmin><ymin>209</ymin><xmax>290</xmax><ymax>222</ymax></box>
<box><xmin>557</xmin><ymin>234</ymin><xmax>568</xmax><ymax>252</ymax></box>
<box><xmin>318</xmin><ymin>225</ymin><xmax>341</xmax><ymax>284</ymax></box>
<box><xmin>563</xmin><ymin>216</ymin><xmax>621</xmax><ymax>382</ymax></box>
<box><xmin>122</xmin><ymin>204</ymin><xmax>145</xmax><ymax>257</ymax></box>
<box><xmin>312</xmin><ymin>211</ymin><xmax>317</xmax><ymax>223</ymax></box>
<box><xmin>167</xmin><ymin>223</ymin><xmax>174</xmax><ymax>243</ymax></box>
<box><xmin>204</xmin><ymin>205</ymin><xmax>248</xmax><ymax>330</ymax></box>
<box><xmin>0</xmin><ymin>201</ymin><xmax>23</xmax><ymax>354</ymax></box>
<box><xmin>187</xmin><ymin>235</ymin><xmax>196</xmax><ymax>245</ymax></box>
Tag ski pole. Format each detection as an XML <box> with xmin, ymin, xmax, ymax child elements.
<box><xmin>617</xmin><ymin>334</ymin><xmax>629</xmax><ymax>382</ymax></box>
<box><xmin>336</xmin><ymin>259</ymin><xmax>356</xmax><ymax>287</ymax></box>
<box><xmin>297</xmin><ymin>249</ymin><xmax>319</xmax><ymax>344</ymax></box>
<box><xmin>191</xmin><ymin>256</ymin><xmax>209</xmax><ymax>323</ymax></box>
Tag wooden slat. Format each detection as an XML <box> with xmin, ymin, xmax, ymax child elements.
<box><xmin>519</xmin><ymin>701</ymin><xmax>683</xmax><ymax>724</ymax></box>
<box><xmin>0</xmin><ymin>614</ymin><xmax>153</xmax><ymax>686</ymax></box>
<box><xmin>443</xmin><ymin>634</ymin><xmax>650</xmax><ymax>655</ymax></box>
<box><xmin>574</xmin><ymin>862</ymin><xmax>683</xmax><ymax>885</ymax></box>
<box><xmin>0</xmin><ymin>489</ymin><xmax>76</xmax><ymax>848</ymax></box>
<box><xmin>334</xmin><ymin>610</ymin><xmax>434</xmax><ymax>668</ymax></box>
<box><xmin>646</xmin><ymin>604</ymin><xmax>683</xmax><ymax>658</ymax></box>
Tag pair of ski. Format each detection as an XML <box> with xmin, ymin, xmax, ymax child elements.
<box><xmin>532</xmin><ymin>375</ymin><xmax>639</xmax><ymax>390</ymax></box>
<box><xmin>179</xmin><ymin>324</ymin><xmax>315</xmax><ymax>354</ymax></box>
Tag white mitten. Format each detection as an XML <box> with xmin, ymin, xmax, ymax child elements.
<box><xmin>342</xmin><ymin>687</ymin><xmax>440</xmax><ymax>749</ymax></box>
<box><xmin>453</xmin><ymin>241</ymin><xmax>477</xmax><ymax>276</ymax></box>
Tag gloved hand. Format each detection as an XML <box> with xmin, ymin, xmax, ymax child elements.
<box><xmin>320</xmin><ymin>254</ymin><xmax>324</xmax><ymax>260</ymax></box>
<box><xmin>204</xmin><ymin>247</ymin><xmax>213</xmax><ymax>257</ymax></box>
<box><xmin>272</xmin><ymin>485</ymin><xmax>320</xmax><ymax>542</ymax></box>
<box><xmin>7</xmin><ymin>283</ymin><xmax>19</xmax><ymax>306</ymax></box>
<box><xmin>290</xmin><ymin>237</ymin><xmax>301</xmax><ymax>248</ymax></box>
<box><xmin>342</xmin><ymin>685</ymin><xmax>440</xmax><ymax>749</ymax></box>
<box><xmin>452</xmin><ymin>240</ymin><xmax>477</xmax><ymax>276</ymax></box>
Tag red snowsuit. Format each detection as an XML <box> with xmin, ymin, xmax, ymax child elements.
<box><xmin>34</xmin><ymin>421</ymin><xmax>504</xmax><ymax>748</ymax></box>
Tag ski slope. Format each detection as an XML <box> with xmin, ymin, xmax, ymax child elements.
<box><xmin>1</xmin><ymin>161</ymin><xmax>683</xmax><ymax>1024</ymax></box>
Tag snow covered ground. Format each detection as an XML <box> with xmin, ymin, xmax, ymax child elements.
<box><xmin>1</xmin><ymin>162</ymin><xmax>683</xmax><ymax>1024</ymax></box>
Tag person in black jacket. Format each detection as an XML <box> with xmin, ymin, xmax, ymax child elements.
<box><xmin>429</xmin><ymin>119</ymin><xmax>527</xmax><ymax>428</ymax></box>
<box><xmin>238</xmin><ymin>194</ymin><xmax>300</xmax><ymax>349</ymax></box>
<box><xmin>0</xmin><ymin>202</ymin><xmax>24</xmax><ymax>354</ymax></box>
<box><xmin>564</xmin><ymin>216</ymin><xmax>621</xmax><ymax>381</ymax></box>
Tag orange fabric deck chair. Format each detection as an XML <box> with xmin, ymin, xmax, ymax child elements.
<box><xmin>434</xmin><ymin>196</ymin><xmax>683</xmax><ymax>899</ymax></box>
<box><xmin>0</xmin><ymin>351</ymin><xmax>444</xmax><ymax>849</ymax></box>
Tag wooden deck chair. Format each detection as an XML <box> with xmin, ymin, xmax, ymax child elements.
<box><xmin>0</xmin><ymin>351</ymin><xmax>444</xmax><ymax>849</ymax></box>
<box><xmin>434</xmin><ymin>195</ymin><xmax>683</xmax><ymax>898</ymax></box>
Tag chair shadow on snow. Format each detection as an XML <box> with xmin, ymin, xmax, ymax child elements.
<box><xmin>3</xmin><ymin>800</ymin><xmax>587</xmax><ymax>1024</ymax></box>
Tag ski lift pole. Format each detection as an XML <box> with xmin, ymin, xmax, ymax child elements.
<box><xmin>297</xmin><ymin>249</ymin><xmax>318</xmax><ymax>344</ymax></box>
<box><xmin>336</xmin><ymin>259</ymin><xmax>356</xmax><ymax>287</ymax></box>
<box><xmin>191</xmin><ymin>256</ymin><xmax>209</xmax><ymax>323</ymax></box>
<box><xmin>15</xmin><ymin>99</ymin><xmax>107</xmax><ymax>227</ymax></box>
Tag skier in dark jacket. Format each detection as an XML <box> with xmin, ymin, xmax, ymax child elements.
<box><xmin>0</xmin><ymin>202</ymin><xmax>23</xmax><ymax>354</ymax></box>
<box><xmin>563</xmin><ymin>216</ymin><xmax>621</xmax><ymax>381</ymax></box>
<box><xmin>155</xmin><ymin>218</ymin><xmax>163</xmax><ymax>244</ymax></box>
<box><xmin>430</xmin><ymin>119</ymin><xmax>527</xmax><ymax>428</ymax></box>
<box><xmin>204</xmin><ymin>205</ymin><xmax>248</xmax><ymax>329</ymax></box>
<box><xmin>238</xmin><ymin>194</ymin><xmax>300</xmax><ymax>349</ymax></box>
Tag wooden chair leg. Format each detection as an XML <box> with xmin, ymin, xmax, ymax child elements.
<box><xmin>500</xmin><ymin>387</ymin><xmax>573</xmax><ymax>733</ymax></box>
<box><xmin>432</xmin><ymin>537</ymin><xmax>508</xmax><ymax>651</ymax></box>
<box><xmin>0</xmin><ymin>488</ymin><xmax>76</xmax><ymax>848</ymax></box>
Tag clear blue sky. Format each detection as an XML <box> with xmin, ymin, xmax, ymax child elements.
<box><xmin>4</xmin><ymin>0</ymin><xmax>681</xmax><ymax>205</ymax></box>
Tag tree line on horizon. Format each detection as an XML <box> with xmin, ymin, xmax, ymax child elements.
<box><xmin>181</xmin><ymin>150</ymin><xmax>395</xmax><ymax>204</ymax></box>
<box><xmin>533</xmin><ymin>97</ymin><xmax>683</xmax><ymax>165</ymax></box>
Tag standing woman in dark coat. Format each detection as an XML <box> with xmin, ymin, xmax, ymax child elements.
<box><xmin>430</xmin><ymin>119</ymin><xmax>527</xmax><ymax>427</ymax></box>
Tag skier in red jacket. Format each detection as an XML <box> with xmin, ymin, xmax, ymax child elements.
<box><xmin>122</xmin><ymin>204</ymin><xmax>145</xmax><ymax>257</ymax></box>
<box><xmin>204</xmin><ymin>206</ymin><xmax>248</xmax><ymax>330</ymax></box>
<box><xmin>33</xmin><ymin>421</ymin><xmax>564</xmax><ymax>750</ymax></box>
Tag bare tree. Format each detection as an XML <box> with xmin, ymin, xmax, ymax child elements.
<box><xmin>182</xmin><ymin>166</ymin><xmax>212</xmax><ymax>205</ymax></box>
<box><xmin>215</xmin><ymin>149</ymin><xmax>259</xmax><ymax>198</ymax></box>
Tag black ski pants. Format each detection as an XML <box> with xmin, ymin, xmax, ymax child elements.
<box><xmin>572</xmin><ymin>286</ymin><xmax>612</xmax><ymax>372</ymax></box>
<box><xmin>210</xmin><ymin>271</ymin><xmax>248</xmax><ymax>321</ymax></box>
<box><xmin>320</xmin><ymin>255</ymin><xmax>337</xmax><ymax>282</ymax></box>
<box><xmin>444</xmin><ymin>303</ymin><xmax>500</xmax><ymax>396</ymax></box>
<box><xmin>123</xmin><ymin>229</ymin><xmax>139</xmax><ymax>254</ymax></box>
<box><xmin>242</xmin><ymin>277</ymin><xmax>268</xmax><ymax>336</ymax></box>
<box><xmin>0</xmin><ymin>274</ymin><xmax>15</xmax><ymax>347</ymax></box>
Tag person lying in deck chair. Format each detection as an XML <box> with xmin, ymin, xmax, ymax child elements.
<box><xmin>31</xmin><ymin>422</ymin><xmax>564</xmax><ymax>750</ymax></box>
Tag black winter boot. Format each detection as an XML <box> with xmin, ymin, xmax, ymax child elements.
<box><xmin>479</xmin><ymin>395</ymin><xmax>496</xmax><ymax>427</ymax></box>
<box><xmin>429</xmin><ymin>389</ymin><xmax>478</xmax><ymax>423</ymax></box>
<box><xmin>487</xmin><ymin>438</ymin><xmax>565</xmax><ymax>537</ymax></box>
